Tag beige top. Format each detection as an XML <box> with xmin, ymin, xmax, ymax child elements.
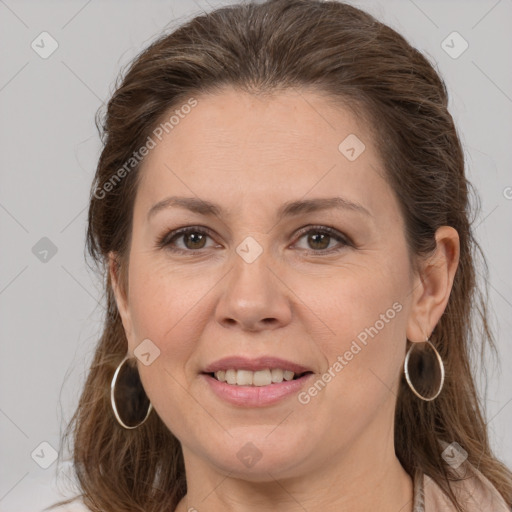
<box><xmin>412</xmin><ymin>464</ymin><xmax>510</xmax><ymax>512</ymax></box>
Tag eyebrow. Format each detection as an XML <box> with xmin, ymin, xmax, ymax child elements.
<box><xmin>147</xmin><ymin>195</ymin><xmax>371</xmax><ymax>222</ymax></box>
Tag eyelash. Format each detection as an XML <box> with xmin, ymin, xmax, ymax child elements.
<box><xmin>155</xmin><ymin>225</ymin><xmax>352</xmax><ymax>255</ymax></box>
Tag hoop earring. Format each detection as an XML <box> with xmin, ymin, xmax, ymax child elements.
<box><xmin>111</xmin><ymin>355</ymin><xmax>153</xmax><ymax>429</ymax></box>
<box><xmin>404</xmin><ymin>336</ymin><xmax>445</xmax><ymax>401</ymax></box>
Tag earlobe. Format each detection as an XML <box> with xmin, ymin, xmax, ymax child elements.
<box><xmin>406</xmin><ymin>226</ymin><xmax>460</xmax><ymax>342</ymax></box>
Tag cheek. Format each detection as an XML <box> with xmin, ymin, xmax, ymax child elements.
<box><xmin>325</xmin><ymin>258</ymin><xmax>405</xmax><ymax>335</ymax></box>
<box><xmin>315</xmin><ymin>255</ymin><xmax>409</xmax><ymax>395</ymax></box>
<box><xmin>127</xmin><ymin>251</ymin><xmax>199</xmax><ymax>331</ymax></box>
<box><xmin>125</xmin><ymin>259</ymin><xmax>210</xmax><ymax>433</ymax></box>
<box><xmin>124</xmin><ymin>254</ymin><xmax>207</xmax><ymax>373</ymax></box>
<box><xmin>299</xmin><ymin>269</ymin><xmax>408</xmax><ymax>445</ymax></box>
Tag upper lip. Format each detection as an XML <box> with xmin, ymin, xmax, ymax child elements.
<box><xmin>202</xmin><ymin>356</ymin><xmax>313</xmax><ymax>374</ymax></box>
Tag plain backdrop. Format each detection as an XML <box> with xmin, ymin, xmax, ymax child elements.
<box><xmin>1</xmin><ymin>0</ymin><xmax>511</xmax><ymax>510</ymax></box>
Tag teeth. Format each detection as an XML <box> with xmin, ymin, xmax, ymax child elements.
<box><xmin>225</xmin><ymin>369</ymin><xmax>237</xmax><ymax>385</ymax></box>
<box><xmin>213</xmin><ymin>368</ymin><xmax>298</xmax><ymax>386</ymax></box>
<box><xmin>237</xmin><ymin>369</ymin><xmax>254</xmax><ymax>386</ymax></box>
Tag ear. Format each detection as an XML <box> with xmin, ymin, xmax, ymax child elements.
<box><xmin>406</xmin><ymin>226</ymin><xmax>460</xmax><ymax>342</ymax></box>
<box><xmin>109</xmin><ymin>251</ymin><xmax>135</xmax><ymax>344</ymax></box>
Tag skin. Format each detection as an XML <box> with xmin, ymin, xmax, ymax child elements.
<box><xmin>109</xmin><ymin>87</ymin><xmax>459</xmax><ymax>512</ymax></box>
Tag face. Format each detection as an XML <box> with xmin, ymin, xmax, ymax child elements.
<box><xmin>112</xmin><ymin>87</ymin><xmax>420</xmax><ymax>480</ymax></box>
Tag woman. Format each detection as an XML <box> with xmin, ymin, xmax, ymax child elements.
<box><xmin>50</xmin><ymin>0</ymin><xmax>512</xmax><ymax>511</ymax></box>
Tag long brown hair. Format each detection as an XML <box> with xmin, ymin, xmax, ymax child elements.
<box><xmin>49</xmin><ymin>1</ymin><xmax>512</xmax><ymax>511</ymax></box>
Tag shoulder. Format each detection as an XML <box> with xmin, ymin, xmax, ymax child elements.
<box><xmin>422</xmin><ymin>463</ymin><xmax>510</xmax><ymax>512</ymax></box>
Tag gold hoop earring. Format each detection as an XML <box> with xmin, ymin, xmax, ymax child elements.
<box><xmin>404</xmin><ymin>336</ymin><xmax>445</xmax><ymax>401</ymax></box>
<box><xmin>111</xmin><ymin>355</ymin><xmax>153</xmax><ymax>429</ymax></box>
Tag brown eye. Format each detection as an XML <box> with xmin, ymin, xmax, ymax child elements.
<box><xmin>157</xmin><ymin>225</ymin><xmax>350</xmax><ymax>255</ymax></box>
<box><xmin>181</xmin><ymin>231</ymin><xmax>207</xmax><ymax>250</ymax></box>
<box><xmin>306</xmin><ymin>232</ymin><xmax>331</xmax><ymax>250</ymax></box>
<box><xmin>157</xmin><ymin>227</ymin><xmax>215</xmax><ymax>253</ymax></box>
<box><xmin>294</xmin><ymin>226</ymin><xmax>350</xmax><ymax>253</ymax></box>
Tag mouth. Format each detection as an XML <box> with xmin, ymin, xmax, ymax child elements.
<box><xmin>203</xmin><ymin>369</ymin><xmax>314</xmax><ymax>386</ymax></box>
<box><xmin>200</xmin><ymin>367</ymin><xmax>316</xmax><ymax>407</ymax></box>
<box><xmin>201</xmin><ymin>355</ymin><xmax>315</xmax><ymax>387</ymax></box>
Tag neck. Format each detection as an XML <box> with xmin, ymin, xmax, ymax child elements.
<box><xmin>174</xmin><ymin>436</ymin><xmax>413</xmax><ymax>512</ymax></box>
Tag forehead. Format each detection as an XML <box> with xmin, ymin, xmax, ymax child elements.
<box><xmin>134</xmin><ymin>87</ymin><xmax>390</xmax><ymax>221</ymax></box>
<box><xmin>144</xmin><ymin>87</ymin><xmax>369</xmax><ymax>164</ymax></box>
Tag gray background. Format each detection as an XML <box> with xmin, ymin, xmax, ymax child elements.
<box><xmin>1</xmin><ymin>0</ymin><xmax>511</xmax><ymax>510</ymax></box>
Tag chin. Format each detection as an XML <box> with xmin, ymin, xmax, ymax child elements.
<box><xmin>201</xmin><ymin>433</ymin><xmax>312</xmax><ymax>480</ymax></box>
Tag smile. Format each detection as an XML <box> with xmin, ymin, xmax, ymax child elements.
<box><xmin>201</xmin><ymin>371</ymin><xmax>315</xmax><ymax>407</ymax></box>
<box><xmin>209</xmin><ymin>368</ymin><xmax>312</xmax><ymax>386</ymax></box>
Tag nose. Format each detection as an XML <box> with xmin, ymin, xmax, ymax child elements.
<box><xmin>215</xmin><ymin>248</ymin><xmax>293</xmax><ymax>332</ymax></box>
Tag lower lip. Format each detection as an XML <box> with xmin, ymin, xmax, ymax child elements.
<box><xmin>201</xmin><ymin>373</ymin><xmax>314</xmax><ymax>407</ymax></box>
